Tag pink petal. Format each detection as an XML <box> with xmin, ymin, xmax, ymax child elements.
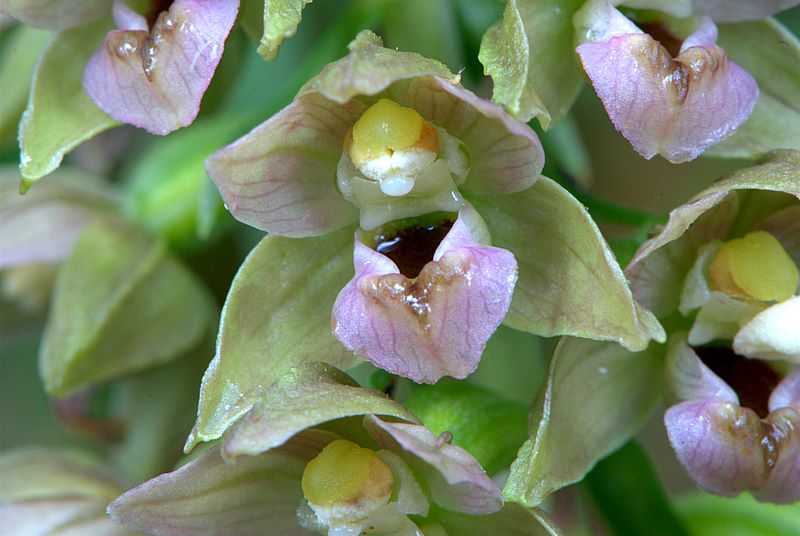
<box><xmin>205</xmin><ymin>92</ymin><xmax>362</xmax><ymax>236</ymax></box>
<box><xmin>664</xmin><ymin>335</ymin><xmax>738</xmax><ymax>404</ymax></box>
<box><xmin>665</xmin><ymin>399</ymin><xmax>800</xmax><ymax>502</ymax></box>
<box><xmin>364</xmin><ymin>415</ymin><xmax>503</xmax><ymax>515</ymax></box>
<box><xmin>331</xmin><ymin>208</ymin><xmax>518</xmax><ymax>383</ymax></box>
<box><xmin>577</xmin><ymin>16</ymin><xmax>758</xmax><ymax>163</ymax></box>
<box><xmin>83</xmin><ymin>0</ymin><xmax>238</xmax><ymax>135</ymax></box>
<box><xmin>400</xmin><ymin>77</ymin><xmax>543</xmax><ymax>195</ymax></box>
<box><xmin>665</xmin><ymin>400</ymin><xmax>768</xmax><ymax>497</ymax></box>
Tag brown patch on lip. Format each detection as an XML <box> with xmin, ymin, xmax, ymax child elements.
<box><xmin>366</xmin><ymin>251</ymin><xmax>468</xmax><ymax>331</ymax></box>
<box><xmin>635</xmin><ymin>35</ymin><xmax>724</xmax><ymax>105</ymax></box>
<box><xmin>638</xmin><ymin>21</ymin><xmax>682</xmax><ymax>57</ymax></box>
<box><xmin>696</xmin><ymin>346</ymin><xmax>781</xmax><ymax>419</ymax></box>
<box><xmin>374</xmin><ymin>220</ymin><xmax>453</xmax><ymax>279</ymax></box>
<box><xmin>147</xmin><ymin>0</ymin><xmax>175</xmax><ymax>27</ymax></box>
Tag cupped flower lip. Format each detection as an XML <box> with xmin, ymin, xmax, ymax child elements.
<box><xmin>331</xmin><ymin>207</ymin><xmax>518</xmax><ymax>384</ymax></box>
<box><xmin>205</xmin><ymin>30</ymin><xmax>544</xmax><ymax>238</ymax></box>
<box><xmin>83</xmin><ymin>0</ymin><xmax>239</xmax><ymax>135</ymax></box>
<box><xmin>575</xmin><ymin>1</ymin><xmax>758</xmax><ymax>163</ymax></box>
<box><xmin>664</xmin><ymin>335</ymin><xmax>800</xmax><ymax>503</ymax></box>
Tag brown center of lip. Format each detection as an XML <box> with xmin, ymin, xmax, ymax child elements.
<box><xmin>373</xmin><ymin>220</ymin><xmax>454</xmax><ymax>279</ymax></box>
<box><xmin>146</xmin><ymin>0</ymin><xmax>174</xmax><ymax>27</ymax></box>
<box><xmin>696</xmin><ymin>346</ymin><xmax>782</xmax><ymax>419</ymax></box>
<box><xmin>638</xmin><ymin>21</ymin><xmax>683</xmax><ymax>58</ymax></box>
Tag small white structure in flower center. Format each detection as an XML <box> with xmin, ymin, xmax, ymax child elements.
<box><xmin>337</xmin><ymin>99</ymin><xmax>469</xmax><ymax>230</ymax></box>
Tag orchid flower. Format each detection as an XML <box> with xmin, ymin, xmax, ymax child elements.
<box><xmin>203</xmin><ymin>29</ymin><xmax>662</xmax><ymax>395</ymax></box>
<box><xmin>501</xmin><ymin>151</ymin><xmax>800</xmax><ymax>507</ymax></box>
<box><xmin>574</xmin><ymin>0</ymin><xmax>758</xmax><ymax>163</ymax></box>
<box><xmin>629</xmin><ymin>150</ymin><xmax>800</xmax><ymax>502</ymax></box>
<box><xmin>1</xmin><ymin>0</ymin><xmax>238</xmax><ymax>136</ymax></box>
<box><xmin>83</xmin><ymin>0</ymin><xmax>238</xmax><ymax>135</ymax></box>
<box><xmin>108</xmin><ymin>363</ymin><xmax>557</xmax><ymax>536</ymax></box>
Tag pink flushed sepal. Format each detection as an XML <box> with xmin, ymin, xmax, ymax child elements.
<box><xmin>575</xmin><ymin>2</ymin><xmax>758</xmax><ymax>163</ymax></box>
<box><xmin>83</xmin><ymin>0</ymin><xmax>238</xmax><ymax>135</ymax></box>
<box><xmin>331</xmin><ymin>209</ymin><xmax>518</xmax><ymax>384</ymax></box>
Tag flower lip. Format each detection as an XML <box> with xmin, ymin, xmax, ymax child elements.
<box><xmin>696</xmin><ymin>346</ymin><xmax>782</xmax><ymax>418</ymax></box>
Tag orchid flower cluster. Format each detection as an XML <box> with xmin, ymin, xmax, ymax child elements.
<box><xmin>1</xmin><ymin>1</ymin><xmax>799</xmax><ymax>535</ymax></box>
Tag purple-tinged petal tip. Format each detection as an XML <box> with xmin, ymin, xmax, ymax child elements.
<box><xmin>665</xmin><ymin>399</ymin><xmax>800</xmax><ymax>503</ymax></box>
<box><xmin>577</xmin><ymin>10</ymin><xmax>758</xmax><ymax>163</ymax></box>
<box><xmin>332</xmin><ymin>209</ymin><xmax>517</xmax><ymax>383</ymax></box>
<box><xmin>84</xmin><ymin>0</ymin><xmax>238</xmax><ymax>135</ymax></box>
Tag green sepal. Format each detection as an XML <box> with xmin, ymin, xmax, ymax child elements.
<box><xmin>0</xmin><ymin>25</ymin><xmax>49</xmax><ymax>149</ymax></box>
<box><xmin>18</xmin><ymin>18</ymin><xmax>118</xmax><ymax>190</ymax></box>
<box><xmin>504</xmin><ymin>337</ymin><xmax>664</xmax><ymax>507</ymax></box>
<box><xmin>187</xmin><ymin>226</ymin><xmax>358</xmax><ymax>450</ymax></box>
<box><xmin>221</xmin><ymin>362</ymin><xmax>418</xmax><ymax>460</ymax></box>
<box><xmin>479</xmin><ymin>0</ymin><xmax>585</xmax><ymax>129</ymax></box>
<box><xmin>39</xmin><ymin>219</ymin><xmax>215</xmax><ymax>396</ymax></box>
<box><xmin>466</xmin><ymin>176</ymin><xmax>665</xmax><ymax>351</ymax></box>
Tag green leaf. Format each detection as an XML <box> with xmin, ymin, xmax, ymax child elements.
<box><xmin>479</xmin><ymin>0</ymin><xmax>585</xmax><ymax>129</ymax></box>
<box><xmin>222</xmin><ymin>362</ymin><xmax>418</xmax><ymax>460</ymax></box>
<box><xmin>705</xmin><ymin>19</ymin><xmax>800</xmax><ymax>158</ymax></box>
<box><xmin>584</xmin><ymin>441</ymin><xmax>691</xmax><ymax>536</ymax></box>
<box><xmin>257</xmin><ymin>0</ymin><xmax>313</xmax><ymax>60</ymax></box>
<box><xmin>19</xmin><ymin>18</ymin><xmax>118</xmax><ymax>189</ymax></box>
<box><xmin>0</xmin><ymin>25</ymin><xmax>49</xmax><ymax>148</ymax></box>
<box><xmin>675</xmin><ymin>492</ymin><xmax>800</xmax><ymax>536</ymax></box>
<box><xmin>123</xmin><ymin>113</ymin><xmax>252</xmax><ymax>248</ymax></box>
<box><xmin>40</xmin><ymin>219</ymin><xmax>214</xmax><ymax>396</ymax></box>
<box><xmin>187</xmin><ymin>226</ymin><xmax>358</xmax><ymax>450</ymax></box>
<box><xmin>404</xmin><ymin>382</ymin><xmax>529</xmax><ymax>475</ymax></box>
<box><xmin>465</xmin><ymin>176</ymin><xmax>665</xmax><ymax>351</ymax></box>
<box><xmin>504</xmin><ymin>337</ymin><xmax>664</xmax><ymax>506</ymax></box>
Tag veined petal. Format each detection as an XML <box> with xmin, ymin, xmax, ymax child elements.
<box><xmin>109</xmin><ymin>431</ymin><xmax>333</xmax><ymax>536</ymax></box>
<box><xmin>664</xmin><ymin>334</ymin><xmax>738</xmax><ymax>404</ymax></box>
<box><xmin>769</xmin><ymin>367</ymin><xmax>800</xmax><ymax>411</ymax></box>
<box><xmin>576</xmin><ymin>3</ymin><xmax>758</xmax><ymax>163</ymax></box>
<box><xmin>400</xmin><ymin>77</ymin><xmax>543</xmax><ymax>195</ymax></box>
<box><xmin>364</xmin><ymin>416</ymin><xmax>503</xmax><ymax>515</ymax></box>
<box><xmin>331</xmin><ymin>208</ymin><xmax>518</xmax><ymax>384</ymax></box>
<box><xmin>664</xmin><ymin>400</ymin><xmax>768</xmax><ymax>497</ymax></box>
<box><xmin>83</xmin><ymin>0</ymin><xmax>238</xmax><ymax>135</ymax></box>
<box><xmin>734</xmin><ymin>296</ymin><xmax>800</xmax><ymax>362</ymax></box>
<box><xmin>206</xmin><ymin>92</ymin><xmax>361</xmax><ymax>236</ymax></box>
<box><xmin>0</xmin><ymin>0</ymin><xmax>111</xmax><ymax>29</ymax></box>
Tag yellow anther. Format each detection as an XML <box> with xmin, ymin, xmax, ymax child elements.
<box><xmin>301</xmin><ymin>439</ymin><xmax>394</xmax><ymax>508</ymax></box>
<box><xmin>350</xmin><ymin>99</ymin><xmax>435</xmax><ymax>166</ymax></box>
<box><xmin>709</xmin><ymin>231</ymin><xmax>798</xmax><ymax>302</ymax></box>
